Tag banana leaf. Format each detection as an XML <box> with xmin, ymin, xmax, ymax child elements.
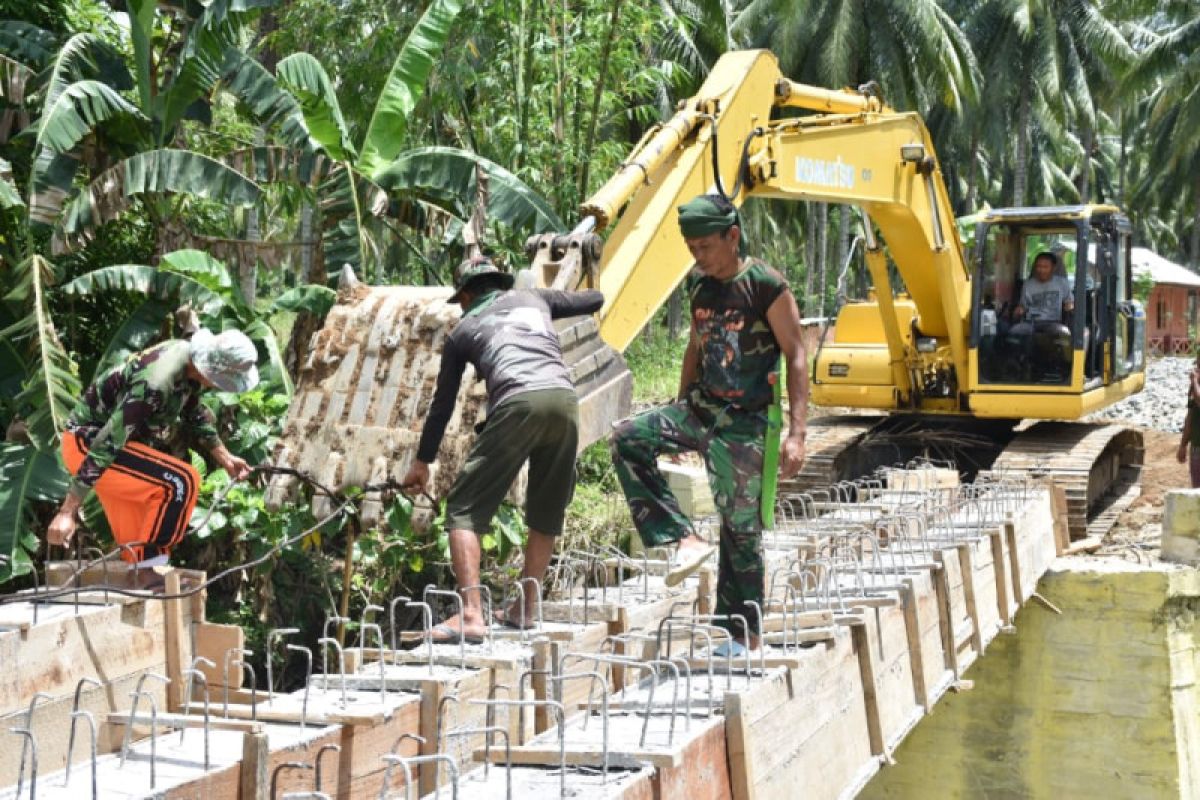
<box><xmin>0</xmin><ymin>157</ymin><xmax>21</xmax><ymax>208</ymax></box>
<box><xmin>374</xmin><ymin>146</ymin><xmax>564</xmax><ymax>233</ymax></box>
<box><xmin>276</xmin><ymin>52</ymin><xmax>355</xmax><ymax>160</ymax></box>
<box><xmin>220</xmin><ymin>50</ymin><xmax>316</xmax><ymax>152</ymax></box>
<box><xmin>318</xmin><ymin>164</ymin><xmax>388</xmax><ymax>277</ymax></box>
<box><xmin>159</xmin><ymin>248</ymin><xmax>234</xmax><ymax>293</ymax></box>
<box><xmin>0</xmin><ymin>442</ymin><xmax>68</xmax><ymax>582</ymax></box>
<box><xmin>0</xmin><ymin>54</ymin><xmax>33</xmax><ymax>104</ymax></box>
<box><xmin>270</xmin><ymin>285</ymin><xmax>336</xmax><ymax>317</ymax></box>
<box><xmin>60</xmin><ymin>264</ymin><xmax>226</xmax><ymax>316</ymax></box>
<box><xmin>224</xmin><ymin>146</ymin><xmax>332</xmax><ymax>188</ymax></box>
<box><xmin>35</xmin><ymin>79</ymin><xmax>148</xmax><ymax>155</ymax></box>
<box><xmin>357</xmin><ymin>0</ymin><xmax>462</xmax><ymax>176</ymax></box>
<box><xmin>0</xmin><ymin>255</ymin><xmax>80</xmax><ymax>450</ymax></box>
<box><xmin>41</xmin><ymin>33</ymin><xmax>133</xmax><ymax>118</ymax></box>
<box><xmin>53</xmin><ymin>149</ymin><xmax>261</xmax><ymax>253</ymax></box>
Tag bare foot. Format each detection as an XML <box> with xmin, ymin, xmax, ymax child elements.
<box><xmin>430</xmin><ymin>612</ymin><xmax>487</xmax><ymax>642</ymax></box>
<box><xmin>494</xmin><ymin>603</ymin><xmax>537</xmax><ymax>630</ymax></box>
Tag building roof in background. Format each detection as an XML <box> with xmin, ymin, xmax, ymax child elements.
<box><xmin>1132</xmin><ymin>247</ymin><xmax>1200</xmax><ymax>288</ymax></box>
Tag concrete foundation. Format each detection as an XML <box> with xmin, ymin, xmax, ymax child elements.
<box><xmin>862</xmin><ymin>558</ymin><xmax>1200</xmax><ymax>799</ymax></box>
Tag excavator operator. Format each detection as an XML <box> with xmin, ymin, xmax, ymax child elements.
<box><xmin>1007</xmin><ymin>251</ymin><xmax>1074</xmax><ymax>382</ymax></box>
<box><xmin>610</xmin><ymin>194</ymin><xmax>809</xmax><ymax>657</ymax></box>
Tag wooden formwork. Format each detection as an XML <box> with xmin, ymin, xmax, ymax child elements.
<box><xmin>726</xmin><ymin>639</ymin><xmax>878</xmax><ymax>800</ymax></box>
<box><xmin>0</xmin><ymin>567</ymin><xmax>202</xmax><ymax>787</ymax></box>
<box><xmin>723</xmin><ymin>484</ymin><xmax>1062</xmax><ymax>799</ymax></box>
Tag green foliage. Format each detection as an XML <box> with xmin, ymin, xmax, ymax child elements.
<box><xmin>0</xmin><ymin>254</ymin><xmax>81</xmax><ymax>449</ymax></box>
<box><xmin>0</xmin><ymin>442</ymin><xmax>68</xmax><ymax>580</ymax></box>
<box><xmin>625</xmin><ymin>325</ymin><xmax>689</xmax><ymax>405</ymax></box>
<box><xmin>1133</xmin><ymin>269</ymin><xmax>1154</xmax><ymax>304</ymax></box>
<box><xmin>357</xmin><ymin>0</ymin><xmax>462</xmax><ymax>176</ymax></box>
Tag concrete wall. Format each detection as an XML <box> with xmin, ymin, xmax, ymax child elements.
<box><xmin>862</xmin><ymin>558</ymin><xmax>1200</xmax><ymax>799</ymax></box>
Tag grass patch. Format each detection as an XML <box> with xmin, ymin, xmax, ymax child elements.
<box><xmin>625</xmin><ymin>330</ymin><xmax>689</xmax><ymax>405</ymax></box>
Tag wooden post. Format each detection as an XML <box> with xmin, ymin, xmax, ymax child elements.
<box><xmin>851</xmin><ymin>623</ymin><xmax>884</xmax><ymax>756</ymax></box>
<box><xmin>1005</xmin><ymin>521</ymin><xmax>1024</xmax><ymax>602</ymax></box>
<box><xmin>240</xmin><ymin>731</ymin><xmax>268</xmax><ymax>800</ymax></box>
<box><xmin>932</xmin><ymin>554</ymin><xmax>960</xmax><ymax>680</ymax></box>
<box><xmin>164</xmin><ymin>570</ymin><xmax>185</xmax><ymax>711</ymax></box>
<box><xmin>956</xmin><ymin>544</ymin><xmax>983</xmax><ymax>654</ymax></box>
<box><xmin>419</xmin><ymin>680</ymin><xmax>443</xmax><ymax>796</ymax></box>
<box><xmin>990</xmin><ymin>530</ymin><xmax>1012</xmax><ymax>625</ymax></box>
<box><xmin>900</xmin><ymin>579</ymin><xmax>930</xmax><ymax>711</ymax></box>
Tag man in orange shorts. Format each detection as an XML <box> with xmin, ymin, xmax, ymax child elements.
<box><xmin>46</xmin><ymin>328</ymin><xmax>260</xmax><ymax>573</ymax></box>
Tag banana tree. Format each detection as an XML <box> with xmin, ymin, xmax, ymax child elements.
<box><xmin>2</xmin><ymin>3</ymin><xmax>296</xmax><ymax>257</ymax></box>
<box><xmin>250</xmin><ymin>0</ymin><xmax>564</xmax><ymax>284</ymax></box>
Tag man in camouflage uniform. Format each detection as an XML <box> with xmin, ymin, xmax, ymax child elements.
<box><xmin>46</xmin><ymin>328</ymin><xmax>260</xmax><ymax>569</ymax></box>
<box><xmin>611</xmin><ymin>194</ymin><xmax>809</xmax><ymax>653</ymax></box>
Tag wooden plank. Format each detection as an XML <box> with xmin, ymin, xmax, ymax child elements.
<box><xmin>1005</xmin><ymin>522</ymin><xmax>1025</xmax><ymax>605</ymax></box>
<box><xmin>990</xmin><ymin>529</ymin><xmax>1013</xmax><ymax>626</ymax></box>
<box><xmin>932</xmin><ymin>558</ymin><xmax>961</xmax><ymax>681</ymax></box>
<box><xmin>194</xmin><ymin>621</ymin><xmax>244</xmax><ymax>690</ymax></box>
<box><xmin>106</xmin><ymin>711</ymin><xmax>264</xmax><ymax>733</ymax></box>
<box><xmin>956</xmin><ymin>544</ymin><xmax>984</xmax><ymax>655</ymax></box>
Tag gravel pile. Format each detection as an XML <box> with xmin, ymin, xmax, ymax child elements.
<box><xmin>1087</xmin><ymin>356</ymin><xmax>1195</xmax><ymax>433</ymax></box>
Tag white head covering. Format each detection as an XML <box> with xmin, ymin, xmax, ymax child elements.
<box><xmin>189</xmin><ymin>328</ymin><xmax>260</xmax><ymax>393</ymax></box>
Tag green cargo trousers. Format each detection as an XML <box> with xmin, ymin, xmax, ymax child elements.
<box><xmin>610</xmin><ymin>390</ymin><xmax>766</xmax><ymax>639</ymax></box>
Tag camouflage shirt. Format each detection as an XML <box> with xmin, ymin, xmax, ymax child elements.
<box><xmin>66</xmin><ymin>340</ymin><xmax>222</xmax><ymax>500</ymax></box>
<box><xmin>685</xmin><ymin>258</ymin><xmax>790</xmax><ymax>411</ymax></box>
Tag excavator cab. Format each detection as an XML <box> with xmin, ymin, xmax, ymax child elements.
<box><xmin>969</xmin><ymin>206</ymin><xmax>1145</xmax><ymax>409</ymax></box>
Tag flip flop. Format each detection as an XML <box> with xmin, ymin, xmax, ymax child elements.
<box><xmin>711</xmin><ymin>639</ymin><xmax>749</xmax><ymax>659</ymax></box>
<box><xmin>430</xmin><ymin>622</ymin><xmax>484</xmax><ymax>645</ymax></box>
<box><xmin>664</xmin><ymin>544</ymin><xmax>716</xmax><ymax>587</ymax></box>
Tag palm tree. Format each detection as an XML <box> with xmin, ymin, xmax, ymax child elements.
<box><xmin>1122</xmin><ymin>10</ymin><xmax>1200</xmax><ymax>264</ymax></box>
<box><xmin>962</xmin><ymin>0</ymin><xmax>1132</xmax><ymax>207</ymax></box>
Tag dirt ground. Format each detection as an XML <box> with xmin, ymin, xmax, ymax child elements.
<box><xmin>1132</xmin><ymin>428</ymin><xmax>1188</xmax><ymax>510</ymax></box>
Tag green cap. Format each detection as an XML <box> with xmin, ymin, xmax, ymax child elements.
<box><xmin>449</xmin><ymin>255</ymin><xmax>514</xmax><ymax>304</ymax></box>
<box><xmin>677</xmin><ymin>194</ymin><xmax>747</xmax><ymax>256</ymax></box>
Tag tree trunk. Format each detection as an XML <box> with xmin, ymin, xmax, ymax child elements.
<box><xmin>803</xmin><ymin>204</ymin><xmax>816</xmax><ymax>315</ymax></box>
<box><xmin>1077</xmin><ymin>124</ymin><xmax>1093</xmax><ymax>203</ymax></box>
<box><xmin>1191</xmin><ymin>172</ymin><xmax>1200</xmax><ymax>269</ymax></box>
<box><xmin>667</xmin><ymin>287</ymin><xmax>683</xmax><ymax>341</ymax></box>
<box><xmin>577</xmin><ymin>0</ymin><xmax>624</xmax><ymax>197</ymax></box>
<box><xmin>965</xmin><ymin>130</ymin><xmax>979</xmax><ymax>212</ymax></box>
<box><xmin>1013</xmin><ymin>78</ymin><xmax>1030</xmax><ymax>207</ymax></box>
<box><xmin>1118</xmin><ymin>110</ymin><xmax>1127</xmax><ymax>207</ymax></box>
<box><xmin>834</xmin><ymin>205</ymin><xmax>850</xmax><ymax>315</ymax></box>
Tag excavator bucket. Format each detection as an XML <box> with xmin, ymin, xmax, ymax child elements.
<box><xmin>265</xmin><ymin>266</ymin><xmax>632</xmax><ymax>530</ymax></box>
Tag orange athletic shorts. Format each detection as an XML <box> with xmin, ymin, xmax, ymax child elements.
<box><xmin>61</xmin><ymin>432</ymin><xmax>200</xmax><ymax>563</ymax></box>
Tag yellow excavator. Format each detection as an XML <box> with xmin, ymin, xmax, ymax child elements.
<box><xmin>270</xmin><ymin>50</ymin><xmax>1144</xmax><ymax>543</ymax></box>
<box><xmin>523</xmin><ymin>49</ymin><xmax>1145</xmax><ymax>542</ymax></box>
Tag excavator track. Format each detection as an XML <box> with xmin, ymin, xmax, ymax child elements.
<box><xmin>982</xmin><ymin>422</ymin><xmax>1144</xmax><ymax>543</ymax></box>
<box><xmin>780</xmin><ymin>415</ymin><xmax>882</xmax><ymax>495</ymax></box>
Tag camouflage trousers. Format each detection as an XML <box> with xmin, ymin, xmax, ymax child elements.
<box><xmin>610</xmin><ymin>391</ymin><xmax>766</xmax><ymax>639</ymax></box>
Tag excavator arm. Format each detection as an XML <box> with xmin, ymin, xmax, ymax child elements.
<box><xmin>567</xmin><ymin>50</ymin><xmax>971</xmax><ymax>414</ymax></box>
